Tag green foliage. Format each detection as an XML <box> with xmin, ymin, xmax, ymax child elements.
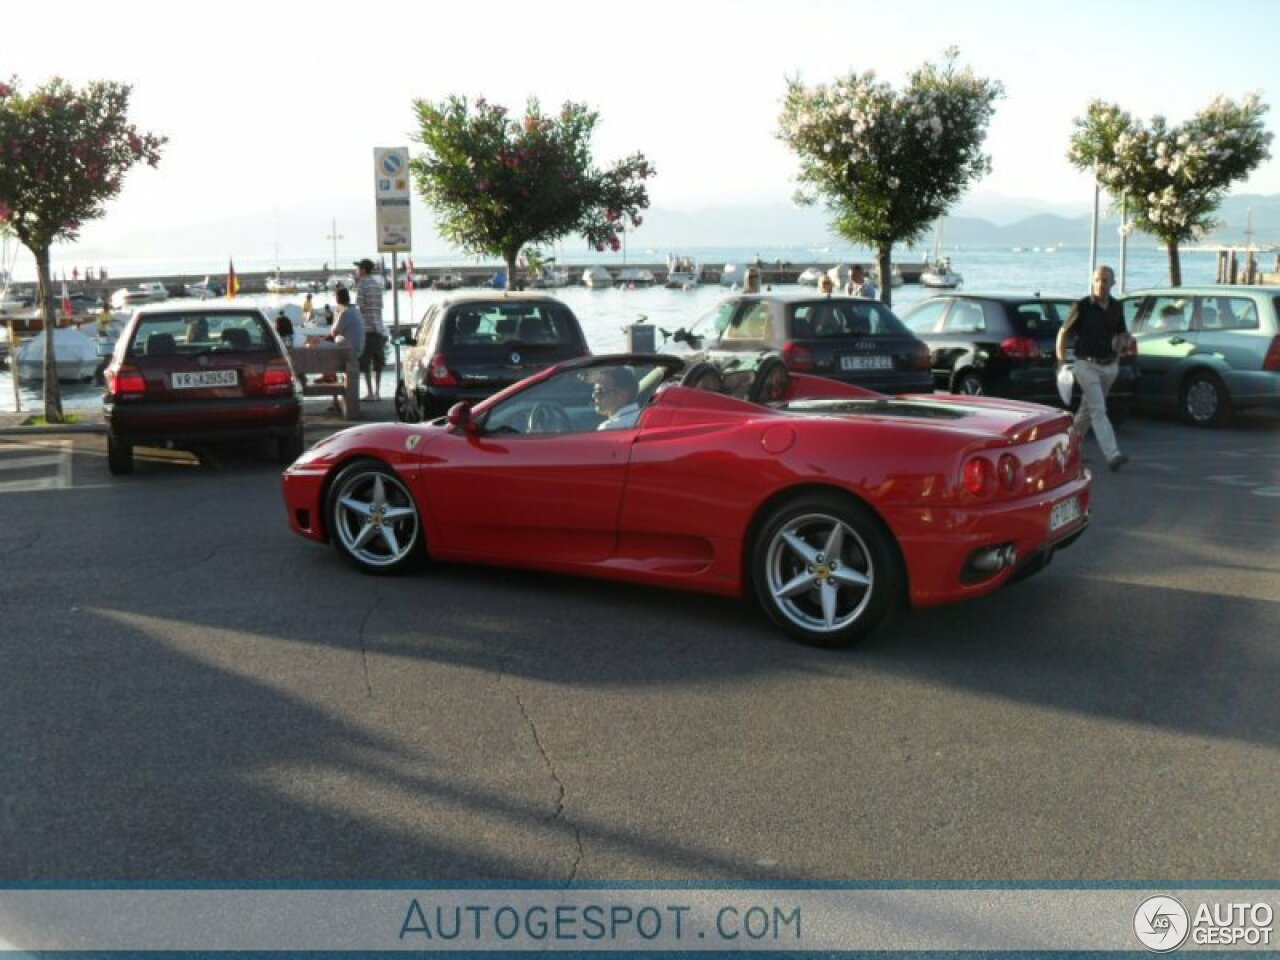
<box><xmin>1068</xmin><ymin>94</ymin><xmax>1273</xmax><ymax>249</ymax></box>
<box><xmin>408</xmin><ymin>96</ymin><xmax>653</xmax><ymax>286</ymax></box>
<box><xmin>0</xmin><ymin>76</ymin><xmax>165</xmax><ymax>249</ymax></box>
<box><xmin>0</xmin><ymin>75</ymin><xmax>164</xmax><ymax>421</ymax></box>
<box><xmin>777</xmin><ymin>49</ymin><xmax>1002</xmax><ymax>253</ymax></box>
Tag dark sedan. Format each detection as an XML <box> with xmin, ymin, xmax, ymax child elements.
<box><xmin>672</xmin><ymin>293</ymin><xmax>932</xmax><ymax>397</ymax></box>
<box><xmin>395</xmin><ymin>293</ymin><xmax>591</xmax><ymax>421</ymax></box>
<box><xmin>899</xmin><ymin>292</ymin><xmax>1138</xmax><ymax>417</ymax></box>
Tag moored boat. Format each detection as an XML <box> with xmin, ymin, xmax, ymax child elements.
<box><xmin>920</xmin><ymin>257</ymin><xmax>964</xmax><ymax>289</ymax></box>
<box><xmin>582</xmin><ymin>266</ymin><xmax>613</xmax><ymax>289</ymax></box>
<box><xmin>617</xmin><ymin>267</ymin><xmax>656</xmax><ymax>287</ymax></box>
<box><xmin>110</xmin><ymin>282</ymin><xmax>169</xmax><ymax>310</ymax></box>
<box><xmin>12</xmin><ymin>326</ymin><xmax>103</xmax><ymax>382</ymax></box>
<box><xmin>665</xmin><ymin>254</ymin><xmax>700</xmax><ymax>288</ymax></box>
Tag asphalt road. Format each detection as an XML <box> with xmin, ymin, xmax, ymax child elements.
<box><xmin>0</xmin><ymin>413</ymin><xmax>1276</xmax><ymax>882</ymax></box>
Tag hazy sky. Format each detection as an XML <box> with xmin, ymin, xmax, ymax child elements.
<box><xmin>6</xmin><ymin>0</ymin><xmax>1279</xmax><ymax>244</ymax></box>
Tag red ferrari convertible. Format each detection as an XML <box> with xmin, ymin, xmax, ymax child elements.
<box><xmin>282</xmin><ymin>355</ymin><xmax>1091</xmax><ymax>647</ymax></box>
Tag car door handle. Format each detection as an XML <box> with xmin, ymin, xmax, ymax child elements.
<box><xmin>1168</xmin><ymin>336</ymin><xmax>1187</xmax><ymax>345</ymax></box>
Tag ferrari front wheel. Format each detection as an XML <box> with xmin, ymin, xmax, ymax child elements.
<box><xmin>325</xmin><ymin>459</ymin><xmax>425</xmax><ymax>574</ymax></box>
<box><xmin>751</xmin><ymin>493</ymin><xmax>902</xmax><ymax>648</ymax></box>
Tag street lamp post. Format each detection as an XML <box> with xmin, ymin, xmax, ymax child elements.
<box><xmin>326</xmin><ymin>219</ymin><xmax>343</xmax><ymax>276</ymax></box>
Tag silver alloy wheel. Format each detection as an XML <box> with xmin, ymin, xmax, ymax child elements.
<box><xmin>330</xmin><ymin>468</ymin><xmax>420</xmax><ymax>569</ymax></box>
<box><xmin>1185</xmin><ymin>377</ymin><xmax>1221</xmax><ymax>423</ymax></box>
<box><xmin>763</xmin><ymin>510</ymin><xmax>874</xmax><ymax>635</ymax></box>
<box><xmin>956</xmin><ymin>372</ymin><xmax>984</xmax><ymax>395</ymax></box>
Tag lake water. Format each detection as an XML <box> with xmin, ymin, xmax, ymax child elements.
<box><xmin>0</xmin><ymin>245</ymin><xmax>1222</xmax><ymax>413</ymax></box>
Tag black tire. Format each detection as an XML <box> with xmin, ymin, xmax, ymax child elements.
<box><xmin>748</xmin><ymin>357</ymin><xmax>790</xmax><ymax>404</ymax></box>
<box><xmin>107</xmin><ymin>435</ymin><xmax>134</xmax><ymax>476</ymax></box>
<box><xmin>277</xmin><ymin>428</ymin><xmax>305</xmax><ymax>464</ymax></box>
<box><xmin>1180</xmin><ymin>371</ymin><xmax>1232</xmax><ymax>427</ymax></box>
<box><xmin>681</xmin><ymin>361</ymin><xmax>723</xmax><ymax>392</ymax></box>
<box><xmin>324</xmin><ymin>459</ymin><xmax>425</xmax><ymax>574</ymax></box>
<box><xmin>750</xmin><ymin>492</ymin><xmax>903</xmax><ymax>648</ymax></box>
<box><xmin>394</xmin><ymin>380</ymin><xmax>421</xmax><ymax>423</ymax></box>
<box><xmin>952</xmin><ymin>370</ymin><xmax>984</xmax><ymax>395</ymax></box>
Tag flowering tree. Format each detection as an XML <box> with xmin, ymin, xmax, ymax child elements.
<box><xmin>409</xmin><ymin>96</ymin><xmax>653</xmax><ymax>291</ymax></box>
<box><xmin>778</xmin><ymin>49</ymin><xmax>1002</xmax><ymax>306</ymax></box>
<box><xmin>1068</xmin><ymin>94</ymin><xmax>1272</xmax><ymax>286</ymax></box>
<box><xmin>0</xmin><ymin>77</ymin><xmax>164</xmax><ymax>421</ymax></box>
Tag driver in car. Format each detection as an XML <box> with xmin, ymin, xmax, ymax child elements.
<box><xmin>592</xmin><ymin>367</ymin><xmax>641</xmax><ymax>430</ymax></box>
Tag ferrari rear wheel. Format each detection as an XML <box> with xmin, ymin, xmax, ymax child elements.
<box><xmin>751</xmin><ymin>493</ymin><xmax>902</xmax><ymax>648</ymax></box>
<box><xmin>325</xmin><ymin>459</ymin><xmax>425</xmax><ymax>574</ymax></box>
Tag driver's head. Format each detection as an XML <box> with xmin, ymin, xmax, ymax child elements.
<box><xmin>591</xmin><ymin>366</ymin><xmax>639</xmax><ymax>416</ymax></box>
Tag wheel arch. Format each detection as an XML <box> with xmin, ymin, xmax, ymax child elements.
<box><xmin>316</xmin><ymin>452</ymin><xmax>433</xmax><ymax>556</ymax></box>
<box><xmin>739</xmin><ymin>482</ymin><xmax>909</xmax><ymax>604</ymax></box>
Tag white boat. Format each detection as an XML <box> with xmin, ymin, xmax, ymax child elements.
<box><xmin>529</xmin><ymin>266</ymin><xmax>570</xmax><ymax>288</ymax></box>
<box><xmin>665</xmin><ymin>254</ymin><xmax>700</xmax><ymax>288</ymax></box>
<box><xmin>796</xmin><ymin>267</ymin><xmax>825</xmax><ymax>286</ymax></box>
<box><xmin>920</xmin><ymin>256</ymin><xmax>964</xmax><ymax>289</ymax></box>
<box><xmin>110</xmin><ymin>282</ymin><xmax>169</xmax><ymax>309</ymax></box>
<box><xmin>12</xmin><ymin>326</ymin><xmax>103</xmax><ymax>382</ymax></box>
<box><xmin>185</xmin><ymin>276</ymin><xmax>221</xmax><ymax>299</ymax></box>
<box><xmin>325</xmin><ymin>273</ymin><xmax>355</xmax><ymax>291</ymax></box>
<box><xmin>582</xmin><ymin>266</ymin><xmax>614</xmax><ymax>289</ymax></box>
<box><xmin>720</xmin><ymin>263</ymin><xmax>745</xmax><ymax>288</ymax></box>
<box><xmin>265</xmin><ymin>274</ymin><xmax>309</xmax><ymax>294</ymax></box>
<box><xmin>433</xmin><ymin>272</ymin><xmax>464</xmax><ymax>290</ymax></box>
<box><xmin>617</xmin><ymin>267</ymin><xmax>656</xmax><ymax>287</ymax></box>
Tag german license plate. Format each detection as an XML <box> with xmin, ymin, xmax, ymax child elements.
<box><xmin>841</xmin><ymin>355</ymin><xmax>893</xmax><ymax>371</ymax></box>
<box><xmin>1049</xmin><ymin>495</ymin><xmax>1081</xmax><ymax>531</ymax></box>
<box><xmin>172</xmin><ymin>370</ymin><xmax>238</xmax><ymax>389</ymax></box>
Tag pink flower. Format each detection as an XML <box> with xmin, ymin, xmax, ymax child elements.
<box><xmin>0</xmin><ymin>202</ymin><xmax>11</xmax><ymax>222</ymax></box>
<box><xmin>0</xmin><ymin>82</ymin><xmax>11</xmax><ymax>98</ymax></box>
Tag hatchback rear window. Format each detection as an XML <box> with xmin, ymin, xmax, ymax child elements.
<box><xmin>445</xmin><ymin>303</ymin><xmax>581</xmax><ymax>347</ymax></box>
<box><xmin>1013</xmin><ymin>302</ymin><xmax>1065</xmax><ymax>335</ymax></box>
<box><xmin>127</xmin><ymin>312</ymin><xmax>273</xmax><ymax>357</ymax></box>
<box><xmin>790</xmin><ymin>301</ymin><xmax>910</xmax><ymax>338</ymax></box>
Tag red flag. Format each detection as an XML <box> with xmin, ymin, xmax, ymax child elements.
<box><xmin>61</xmin><ymin>274</ymin><xmax>74</xmax><ymax>321</ymax></box>
<box><xmin>405</xmin><ymin>258</ymin><xmax>415</xmax><ymax>294</ymax></box>
<box><xmin>227</xmin><ymin>259</ymin><xmax>241</xmax><ymax>299</ymax></box>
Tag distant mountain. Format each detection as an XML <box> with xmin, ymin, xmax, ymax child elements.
<box><xmin>62</xmin><ymin>192</ymin><xmax>1280</xmax><ymax>267</ymax></box>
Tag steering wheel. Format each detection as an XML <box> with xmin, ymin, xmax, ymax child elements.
<box><xmin>526</xmin><ymin>401</ymin><xmax>573</xmax><ymax>434</ymax></box>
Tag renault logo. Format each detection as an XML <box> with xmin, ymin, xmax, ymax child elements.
<box><xmin>510</xmin><ymin>351</ymin><xmax>522</xmax><ymax>364</ymax></box>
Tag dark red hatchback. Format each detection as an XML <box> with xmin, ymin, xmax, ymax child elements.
<box><xmin>102</xmin><ymin>305</ymin><xmax>303</xmax><ymax>474</ymax></box>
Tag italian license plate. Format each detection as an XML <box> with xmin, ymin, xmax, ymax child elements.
<box><xmin>841</xmin><ymin>355</ymin><xmax>893</xmax><ymax>371</ymax></box>
<box><xmin>1049</xmin><ymin>495</ymin><xmax>1081</xmax><ymax>531</ymax></box>
<box><xmin>172</xmin><ymin>370</ymin><xmax>238</xmax><ymax>389</ymax></box>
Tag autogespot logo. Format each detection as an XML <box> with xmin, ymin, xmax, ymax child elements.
<box><xmin>1134</xmin><ymin>895</ymin><xmax>1190</xmax><ymax>953</ymax></box>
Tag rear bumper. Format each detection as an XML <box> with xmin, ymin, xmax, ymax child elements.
<box><xmin>883</xmin><ymin>472</ymin><xmax>1092</xmax><ymax>607</ymax></box>
<box><xmin>106</xmin><ymin>396</ymin><xmax>301</xmax><ymax>445</ymax></box>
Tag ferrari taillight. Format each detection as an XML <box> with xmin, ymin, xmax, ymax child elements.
<box><xmin>428</xmin><ymin>353</ymin><xmax>458</xmax><ymax>386</ymax></box>
<box><xmin>107</xmin><ymin>364</ymin><xmax>146</xmax><ymax>396</ymax></box>
<box><xmin>781</xmin><ymin>341</ymin><xmax>815</xmax><ymax>372</ymax></box>
<box><xmin>963</xmin><ymin>456</ymin><xmax>995</xmax><ymax>497</ymax></box>
<box><xmin>997</xmin><ymin>453</ymin><xmax>1022</xmax><ymax>491</ymax></box>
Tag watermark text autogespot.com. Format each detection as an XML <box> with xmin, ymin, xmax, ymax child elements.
<box><xmin>399</xmin><ymin>898</ymin><xmax>802</xmax><ymax>946</ymax></box>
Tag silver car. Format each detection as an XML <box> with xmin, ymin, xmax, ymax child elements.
<box><xmin>1122</xmin><ymin>285</ymin><xmax>1280</xmax><ymax>426</ymax></box>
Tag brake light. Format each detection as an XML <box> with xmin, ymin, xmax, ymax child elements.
<box><xmin>911</xmin><ymin>342</ymin><xmax>932</xmax><ymax>370</ymax></box>
<box><xmin>997</xmin><ymin>453</ymin><xmax>1022</xmax><ymax>491</ymax></box>
<box><xmin>428</xmin><ymin>353</ymin><xmax>458</xmax><ymax>386</ymax></box>
<box><xmin>107</xmin><ymin>364</ymin><xmax>146</xmax><ymax>396</ymax></box>
<box><xmin>1263</xmin><ymin>335</ymin><xmax>1280</xmax><ymax>371</ymax></box>
<box><xmin>1122</xmin><ymin>334</ymin><xmax>1139</xmax><ymax>358</ymax></box>
<box><xmin>263</xmin><ymin>357</ymin><xmax>294</xmax><ymax>394</ymax></box>
<box><xmin>999</xmin><ymin>336</ymin><xmax>1040</xmax><ymax>359</ymax></box>
<box><xmin>963</xmin><ymin>456</ymin><xmax>994</xmax><ymax>496</ymax></box>
<box><xmin>781</xmin><ymin>341</ymin><xmax>814</xmax><ymax>372</ymax></box>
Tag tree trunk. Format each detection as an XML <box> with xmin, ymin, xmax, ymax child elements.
<box><xmin>877</xmin><ymin>243</ymin><xmax>894</xmax><ymax>308</ymax></box>
<box><xmin>36</xmin><ymin>247</ymin><xmax>64</xmax><ymax>423</ymax></box>
<box><xmin>1166</xmin><ymin>241</ymin><xmax>1183</xmax><ymax>287</ymax></box>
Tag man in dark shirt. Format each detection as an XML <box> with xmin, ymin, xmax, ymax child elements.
<box><xmin>1057</xmin><ymin>265</ymin><xmax>1129</xmax><ymax>471</ymax></box>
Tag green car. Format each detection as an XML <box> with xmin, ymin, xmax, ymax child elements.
<box><xmin>1122</xmin><ymin>285</ymin><xmax>1280</xmax><ymax>426</ymax></box>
